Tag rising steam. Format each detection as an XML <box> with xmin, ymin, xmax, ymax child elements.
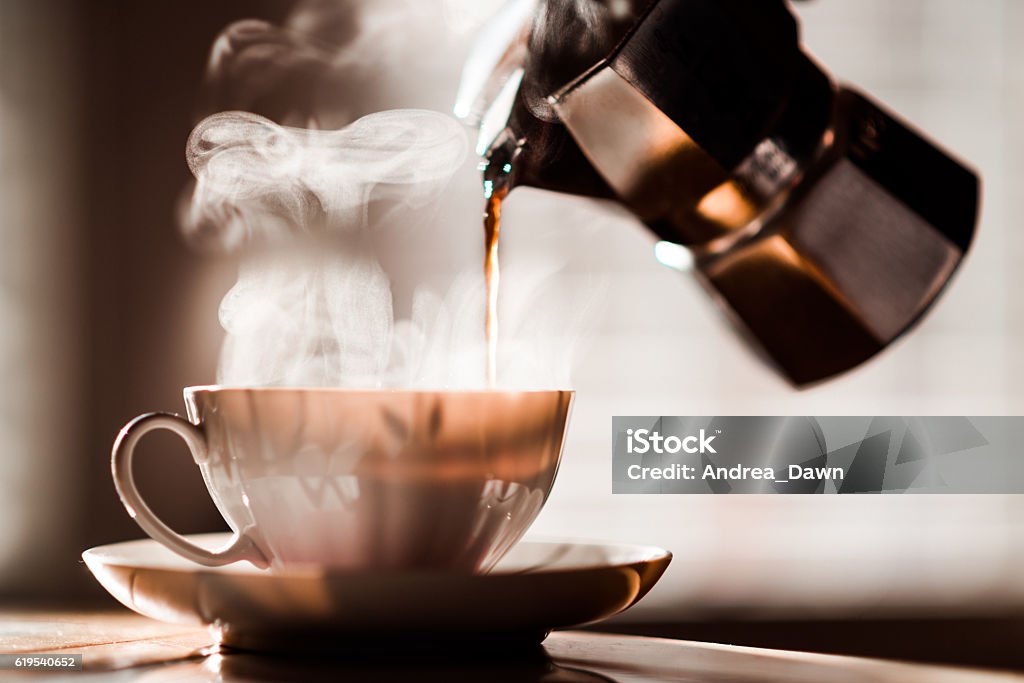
<box><xmin>183</xmin><ymin>0</ymin><xmax>602</xmax><ymax>390</ymax></box>
<box><xmin>185</xmin><ymin>109</ymin><xmax>466</xmax><ymax>250</ymax></box>
<box><xmin>184</xmin><ymin>109</ymin><xmax>472</xmax><ymax>387</ymax></box>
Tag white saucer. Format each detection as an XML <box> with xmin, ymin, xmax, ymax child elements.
<box><xmin>83</xmin><ymin>534</ymin><xmax>671</xmax><ymax>652</ymax></box>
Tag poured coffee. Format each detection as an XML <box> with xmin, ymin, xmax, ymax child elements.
<box><xmin>483</xmin><ymin>183</ymin><xmax>508</xmax><ymax>387</ymax></box>
<box><xmin>481</xmin><ymin>139</ymin><xmax>521</xmax><ymax>387</ymax></box>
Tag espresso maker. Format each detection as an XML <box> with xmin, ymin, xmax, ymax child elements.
<box><xmin>456</xmin><ymin>0</ymin><xmax>980</xmax><ymax>385</ymax></box>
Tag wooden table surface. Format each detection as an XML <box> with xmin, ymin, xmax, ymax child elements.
<box><xmin>1</xmin><ymin>609</ymin><xmax>1021</xmax><ymax>682</ymax></box>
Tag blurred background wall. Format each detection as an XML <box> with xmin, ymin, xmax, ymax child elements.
<box><xmin>0</xmin><ymin>0</ymin><xmax>1021</xmax><ymax>651</ymax></box>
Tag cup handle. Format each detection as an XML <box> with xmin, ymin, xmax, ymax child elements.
<box><xmin>112</xmin><ymin>412</ymin><xmax>269</xmax><ymax>569</ymax></box>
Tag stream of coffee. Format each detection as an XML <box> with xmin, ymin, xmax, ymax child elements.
<box><xmin>483</xmin><ymin>182</ymin><xmax>508</xmax><ymax>387</ymax></box>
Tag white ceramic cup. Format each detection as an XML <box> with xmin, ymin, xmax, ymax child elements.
<box><xmin>112</xmin><ymin>386</ymin><xmax>573</xmax><ymax>572</ymax></box>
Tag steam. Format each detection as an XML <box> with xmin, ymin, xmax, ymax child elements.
<box><xmin>183</xmin><ymin>0</ymin><xmax>603</xmax><ymax>391</ymax></box>
<box><xmin>184</xmin><ymin>109</ymin><xmax>465</xmax><ymax>249</ymax></box>
<box><xmin>185</xmin><ymin>109</ymin><xmax>469</xmax><ymax>387</ymax></box>
<box><xmin>201</xmin><ymin>0</ymin><xmax>505</xmax><ymax>125</ymax></box>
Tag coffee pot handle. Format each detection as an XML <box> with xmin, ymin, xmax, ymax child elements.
<box><xmin>111</xmin><ymin>412</ymin><xmax>269</xmax><ymax>568</ymax></box>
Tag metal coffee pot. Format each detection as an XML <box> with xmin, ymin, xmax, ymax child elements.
<box><xmin>456</xmin><ymin>0</ymin><xmax>979</xmax><ymax>385</ymax></box>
